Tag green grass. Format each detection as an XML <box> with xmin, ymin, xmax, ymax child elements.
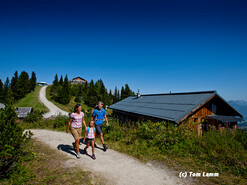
<box><xmin>102</xmin><ymin>120</ymin><xmax>247</xmax><ymax>185</ymax></box>
<box><xmin>46</xmin><ymin>85</ymin><xmax>90</xmax><ymax>113</ymax></box>
<box><xmin>3</xmin><ymin>139</ymin><xmax>107</xmax><ymax>185</ymax></box>
<box><xmin>14</xmin><ymin>86</ymin><xmax>49</xmax><ymax>112</ymax></box>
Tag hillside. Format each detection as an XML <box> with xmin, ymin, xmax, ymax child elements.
<box><xmin>14</xmin><ymin>86</ymin><xmax>48</xmax><ymax>112</ymax></box>
<box><xmin>45</xmin><ymin>85</ymin><xmax>90</xmax><ymax>113</ymax></box>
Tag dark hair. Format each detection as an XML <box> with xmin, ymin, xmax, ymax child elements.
<box><xmin>74</xmin><ymin>104</ymin><xmax>81</xmax><ymax>112</ymax></box>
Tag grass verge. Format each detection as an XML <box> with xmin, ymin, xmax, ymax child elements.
<box><xmin>14</xmin><ymin>86</ymin><xmax>48</xmax><ymax>112</ymax></box>
<box><xmin>24</xmin><ymin>139</ymin><xmax>106</xmax><ymax>185</ymax></box>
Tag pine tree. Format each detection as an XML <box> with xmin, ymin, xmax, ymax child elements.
<box><xmin>10</xmin><ymin>71</ymin><xmax>18</xmax><ymax>92</ymax></box>
<box><xmin>53</xmin><ymin>74</ymin><xmax>59</xmax><ymax>87</ymax></box>
<box><xmin>0</xmin><ymin>105</ymin><xmax>32</xmax><ymax>177</ymax></box>
<box><xmin>85</xmin><ymin>80</ymin><xmax>98</xmax><ymax>107</ymax></box>
<box><xmin>120</xmin><ymin>86</ymin><xmax>125</xmax><ymax>100</ymax></box>
<box><xmin>82</xmin><ymin>81</ymin><xmax>88</xmax><ymax>102</ymax></box>
<box><xmin>117</xmin><ymin>89</ymin><xmax>120</xmax><ymax>101</ymax></box>
<box><xmin>124</xmin><ymin>84</ymin><xmax>134</xmax><ymax>97</ymax></box>
<box><xmin>94</xmin><ymin>81</ymin><xmax>100</xmax><ymax>94</ymax></box>
<box><xmin>16</xmin><ymin>71</ymin><xmax>29</xmax><ymax>99</ymax></box>
<box><xmin>0</xmin><ymin>79</ymin><xmax>3</xmax><ymax>102</ymax></box>
<box><xmin>109</xmin><ymin>89</ymin><xmax>113</xmax><ymax>105</ymax></box>
<box><xmin>59</xmin><ymin>75</ymin><xmax>70</xmax><ymax>104</ymax></box>
<box><xmin>29</xmin><ymin>71</ymin><xmax>37</xmax><ymax>91</ymax></box>
<box><xmin>59</xmin><ymin>75</ymin><xmax>63</xmax><ymax>85</ymax></box>
<box><xmin>3</xmin><ymin>77</ymin><xmax>10</xmax><ymax>102</ymax></box>
<box><xmin>50</xmin><ymin>74</ymin><xmax>59</xmax><ymax>95</ymax></box>
<box><xmin>113</xmin><ymin>86</ymin><xmax>118</xmax><ymax>103</ymax></box>
<box><xmin>75</xmin><ymin>84</ymin><xmax>83</xmax><ymax>103</ymax></box>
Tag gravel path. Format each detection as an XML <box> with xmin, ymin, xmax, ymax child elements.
<box><xmin>29</xmin><ymin>129</ymin><xmax>195</xmax><ymax>185</ymax></box>
<box><xmin>39</xmin><ymin>86</ymin><xmax>68</xmax><ymax>118</ymax></box>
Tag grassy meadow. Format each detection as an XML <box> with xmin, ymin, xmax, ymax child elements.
<box><xmin>14</xmin><ymin>86</ymin><xmax>48</xmax><ymax>112</ymax></box>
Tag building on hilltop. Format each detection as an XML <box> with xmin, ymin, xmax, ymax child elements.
<box><xmin>38</xmin><ymin>82</ymin><xmax>48</xmax><ymax>86</ymax></box>
<box><xmin>71</xmin><ymin>76</ymin><xmax>88</xmax><ymax>84</ymax></box>
<box><xmin>109</xmin><ymin>91</ymin><xmax>243</xmax><ymax>135</ymax></box>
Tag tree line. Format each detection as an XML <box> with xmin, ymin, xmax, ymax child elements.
<box><xmin>50</xmin><ymin>74</ymin><xmax>135</xmax><ymax>107</ymax></box>
<box><xmin>0</xmin><ymin>71</ymin><xmax>37</xmax><ymax>104</ymax></box>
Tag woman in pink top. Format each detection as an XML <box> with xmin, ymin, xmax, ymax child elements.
<box><xmin>66</xmin><ymin>104</ymin><xmax>86</xmax><ymax>159</ymax></box>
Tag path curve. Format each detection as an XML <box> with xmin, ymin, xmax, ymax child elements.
<box><xmin>39</xmin><ymin>86</ymin><xmax>69</xmax><ymax>118</ymax></box>
<box><xmin>29</xmin><ymin>129</ymin><xmax>195</xmax><ymax>185</ymax></box>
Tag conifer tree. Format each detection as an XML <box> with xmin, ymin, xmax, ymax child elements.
<box><xmin>59</xmin><ymin>75</ymin><xmax>70</xmax><ymax>104</ymax></box>
<box><xmin>29</xmin><ymin>71</ymin><xmax>37</xmax><ymax>91</ymax></box>
<box><xmin>117</xmin><ymin>89</ymin><xmax>120</xmax><ymax>101</ymax></box>
<box><xmin>16</xmin><ymin>71</ymin><xmax>29</xmax><ymax>99</ymax></box>
<box><xmin>59</xmin><ymin>75</ymin><xmax>63</xmax><ymax>85</ymax></box>
<box><xmin>0</xmin><ymin>105</ymin><xmax>32</xmax><ymax>177</ymax></box>
<box><xmin>3</xmin><ymin>77</ymin><xmax>10</xmax><ymax>102</ymax></box>
<box><xmin>53</xmin><ymin>74</ymin><xmax>59</xmax><ymax>87</ymax></box>
<box><xmin>0</xmin><ymin>79</ymin><xmax>3</xmax><ymax>102</ymax></box>
<box><xmin>114</xmin><ymin>86</ymin><xmax>118</xmax><ymax>103</ymax></box>
<box><xmin>120</xmin><ymin>86</ymin><xmax>125</xmax><ymax>100</ymax></box>
<box><xmin>51</xmin><ymin>74</ymin><xmax>59</xmax><ymax>95</ymax></box>
<box><xmin>10</xmin><ymin>71</ymin><xmax>18</xmax><ymax>92</ymax></box>
<box><xmin>109</xmin><ymin>89</ymin><xmax>113</xmax><ymax>105</ymax></box>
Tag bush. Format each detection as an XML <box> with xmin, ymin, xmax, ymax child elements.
<box><xmin>21</xmin><ymin>115</ymin><xmax>70</xmax><ymax>131</ymax></box>
<box><xmin>103</xmin><ymin>119</ymin><xmax>247</xmax><ymax>178</ymax></box>
<box><xmin>23</xmin><ymin>110</ymin><xmax>44</xmax><ymax>123</ymax></box>
<box><xmin>53</xmin><ymin>115</ymin><xmax>70</xmax><ymax>129</ymax></box>
<box><xmin>0</xmin><ymin>105</ymin><xmax>33</xmax><ymax>180</ymax></box>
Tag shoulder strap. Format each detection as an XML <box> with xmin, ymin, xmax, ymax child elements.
<box><xmin>87</xmin><ymin>127</ymin><xmax>89</xmax><ymax>133</ymax></box>
<box><xmin>95</xmin><ymin>109</ymin><xmax>98</xmax><ymax>117</ymax></box>
<box><xmin>93</xmin><ymin>128</ymin><xmax>95</xmax><ymax>132</ymax></box>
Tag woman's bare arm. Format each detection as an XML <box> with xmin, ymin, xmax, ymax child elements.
<box><xmin>66</xmin><ymin>117</ymin><xmax>72</xmax><ymax>133</ymax></box>
<box><xmin>82</xmin><ymin>116</ymin><xmax>86</xmax><ymax>128</ymax></box>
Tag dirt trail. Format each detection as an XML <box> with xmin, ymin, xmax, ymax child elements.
<box><xmin>39</xmin><ymin>86</ymin><xmax>68</xmax><ymax>118</ymax></box>
<box><xmin>29</xmin><ymin>129</ymin><xmax>195</xmax><ymax>185</ymax></box>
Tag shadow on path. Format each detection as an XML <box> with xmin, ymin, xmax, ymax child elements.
<box><xmin>57</xmin><ymin>144</ymin><xmax>92</xmax><ymax>159</ymax></box>
<box><xmin>79</xmin><ymin>138</ymin><xmax>105</xmax><ymax>152</ymax></box>
<box><xmin>57</xmin><ymin>138</ymin><xmax>101</xmax><ymax>159</ymax></box>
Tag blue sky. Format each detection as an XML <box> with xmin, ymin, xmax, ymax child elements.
<box><xmin>0</xmin><ymin>0</ymin><xmax>247</xmax><ymax>101</ymax></box>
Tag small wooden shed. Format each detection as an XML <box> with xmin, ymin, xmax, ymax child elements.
<box><xmin>15</xmin><ymin>107</ymin><xmax>33</xmax><ymax>119</ymax></box>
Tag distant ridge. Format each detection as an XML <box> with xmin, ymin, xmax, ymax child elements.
<box><xmin>228</xmin><ymin>100</ymin><xmax>247</xmax><ymax>117</ymax></box>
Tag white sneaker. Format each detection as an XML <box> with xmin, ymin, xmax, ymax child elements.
<box><xmin>76</xmin><ymin>152</ymin><xmax>80</xmax><ymax>159</ymax></box>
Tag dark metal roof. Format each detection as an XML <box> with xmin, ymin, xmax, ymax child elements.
<box><xmin>109</xmin><ymin>91</ymin><xmax>242</xmax><ymax>123</ymax></box>
<box><xmin>207</xmin><ymin>115</ymin><xmax>243</xmax><ymax>123</ymax></box>
<box><xmin>15</xmin><ymin>107</ymin><xmax>33</xmax><ymax>118</ymax></box>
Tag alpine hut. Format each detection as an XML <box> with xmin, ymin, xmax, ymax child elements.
<box><xmin>109</xmin><ymin>91</ymin><xmax>243</xmax><ymax>135</ymax></box>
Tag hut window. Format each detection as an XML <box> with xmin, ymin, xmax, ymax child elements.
<box><xmin>212</xmin><ymin>103</ymin><xmax>217</xmax><ymax>114</ymax></box>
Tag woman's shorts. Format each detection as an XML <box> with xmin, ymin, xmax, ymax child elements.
<box><xmin>71</xmin><ymin>127</ymin><xmax>82</xmax><ymax>141</ymax></box>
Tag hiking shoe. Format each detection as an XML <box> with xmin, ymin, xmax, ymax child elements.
<box><xmin>92</xmin><ymin>154</ymin><xmax>96</xmax><ymax>160</ymax></box>
<box><xmin>83</xmin><ymin>149</ymin><xmax>87</xmax><ymax>155</ymax></box>
<box><xmin>103</xmin><ymin>144</ymin><xmax>108</xmax><ymax>151</ymax></box>
<box><xmin>76</xmin><ymin>152</ymin><xmax>80</xmax><ymax>159</ymax></box>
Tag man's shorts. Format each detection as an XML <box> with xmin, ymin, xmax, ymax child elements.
<box><xmin>71</xmin><ymin>127</ymin><xmax>82</xmax><ymax>141</ymax></box>
<box><xmin>86</xmin><ymin>138</ymin><xmax>95</xmax><ymax>144</ymax></box>
<box><xmin>95</xmin><ymin>124</ymin><xmax>103</xmax><ymax>134</ymax></box>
